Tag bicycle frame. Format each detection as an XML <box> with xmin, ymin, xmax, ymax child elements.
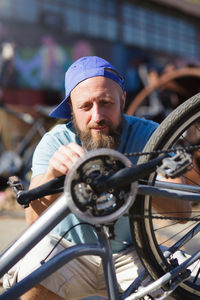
<box><xmin>0</xmin><ymin>180</ymin><xmax>200</xmax><ymax>300</ymax></box>
<box><xmin>0</xmin><ymin>103</ymin><xmax>52</xmax><ymax>188</ymax></box>
<box><xmin>0</xmin><ymin>102</ymin><xmax>46</xmax><ymax>157</ymax></box>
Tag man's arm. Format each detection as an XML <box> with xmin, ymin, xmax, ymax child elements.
<box><xmin>25</xmin><ymin>142</ymin><xmax>85</xmax><ymax>225</ymax></box>
<box><xmin>26</xmin><ymin>143</ymin><xmax>192</xmax><ymax>225</ymax></box>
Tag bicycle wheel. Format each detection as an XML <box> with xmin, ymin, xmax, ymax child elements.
<box><xmin>130</xmin><ymin>92</ymin><xmax>200</xmax><ymax>299</ymax></box>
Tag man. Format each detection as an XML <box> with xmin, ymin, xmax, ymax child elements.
<box><xmin>4</xmin><ymin>56</ymin><xmax>191</xmax><ymax>299</ymax></box>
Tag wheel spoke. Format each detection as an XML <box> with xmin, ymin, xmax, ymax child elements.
<box><xmin>130</xmin><ymin>93</ymin><xmax>200</xmax><ymax>298</ymax></box>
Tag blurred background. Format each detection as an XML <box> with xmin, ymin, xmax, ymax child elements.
<box><xmin>1</xmin><ymin>0</ymin><xmax>200</xmax><ymax>297</ymax></box>
<box><xmin>0</xmin><ymin>0</ymin><xmax>200</xmax><ymax>110</ymax></box>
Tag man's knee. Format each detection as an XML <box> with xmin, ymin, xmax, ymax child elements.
<box><xmin>21</xmin><ymin>284</ymin><xmax>64</xmax><ymax>300</ymax></box>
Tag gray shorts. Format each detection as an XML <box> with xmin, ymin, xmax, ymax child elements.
<box><xmin>3</xmin><ymin>234</ymin><xmax>176</xmax><ymax>300</ymax></box>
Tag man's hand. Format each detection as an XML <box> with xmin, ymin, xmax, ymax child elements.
<box><xmin>26</xmin><ymin>143</ymin><xmax>85</xmax><ymax>224</ymax></box>
<box><xmin>46</xmin><ymin>143</ymin><xmax>85</xmax><ymax>180</ymax></box>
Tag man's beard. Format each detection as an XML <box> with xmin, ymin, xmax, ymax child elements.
<box><xmin>72</xmin><ymin>113</ymin><xmax>123</xmax><ymax>151</ymax></box>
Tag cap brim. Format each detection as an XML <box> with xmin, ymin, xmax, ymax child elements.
<box><xmin>49</xmin><ymin>97</ymin><xmax>71</xmax><ymax>119</ymax></box>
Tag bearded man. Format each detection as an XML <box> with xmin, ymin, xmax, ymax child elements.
<box><xmin>4</xmin><ymin>56</ymin><xmax>191</xmax><ymax>300</ymax></box>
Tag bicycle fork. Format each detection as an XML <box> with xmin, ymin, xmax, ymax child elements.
<box><xmin>96</xmin><ymin>226</ymin><xmax>121</xmax><ymax>300</ymax></box>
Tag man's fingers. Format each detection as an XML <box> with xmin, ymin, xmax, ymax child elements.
<box><xmin>65</xmin><ymin>143</ymin><xmax>85</xmax><ymax>157</ymax></box>
<box><xmin>48</xmin><ymin>143</ymin><xmax>85</xmax><ymax>177</ymax></box>
<box><xmin>59</xmin><ymin>144</ymin><xmax>85</xmax><ymax>165</ymax></box>
<box><xmin>49</xmin><ymin>155</ymin><xmax>69</xmax><ymax>174</ymax></box>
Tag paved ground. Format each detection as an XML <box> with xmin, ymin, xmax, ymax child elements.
<box><xmin>0</xmin><ymin>211</ymin><xmax>27</xmax><ymax>294</ymax></box>
<box><xmin>0</xmin><ymin>211</ymin><xmax>28</xmax><ymax>254</ymax></box>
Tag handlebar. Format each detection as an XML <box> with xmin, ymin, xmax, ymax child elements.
<box><xmin>15</xmin><ymin>154</ymin><xmax>166</xmax><ymax>207</ymax></box>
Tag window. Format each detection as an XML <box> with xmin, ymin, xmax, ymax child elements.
<box><xmin>122</xmin><ymin>2</ymin><xmax>199</xmax><ymax>59</ymax></box>
<box><xmin>0</xmin><ymin>0</ymin><xmax>15</xmax><ymax>19</ymax></box>
<box><xmin>15</xmin><ymin>0</ymin><xmax>38</xmax><ymax>22</ymax></box>
<box><xmin>0</xmin><ymin>0</ymin><xmax>199</xmax><ymax>60</ymax></box>
<box><xmin>64</xmin><ymin>0</ymin><xmax>117</xmax><ymax>40</ymax></box>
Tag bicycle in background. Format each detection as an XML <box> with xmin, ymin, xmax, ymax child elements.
<box><xmin>0</xmin><ymin>102</ymin><xmax>56</xmax><ymax>188</ymax></box>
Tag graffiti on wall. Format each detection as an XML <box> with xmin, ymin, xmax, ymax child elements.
<box><xmin>0</xmin><ymin>37</ymin><xmax>94</xmax><ymax>91</ymax></box>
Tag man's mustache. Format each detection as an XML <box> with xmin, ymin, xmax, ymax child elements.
<box><xmin>88</xmin><ymin>120</ymin><xmax>112</xmax><ymax>129</ymax></box>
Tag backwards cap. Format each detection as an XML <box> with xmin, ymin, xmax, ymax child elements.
<box><xmin>49</xmin><ymin>56</ymin><xmax>125</xmax><ymax>119</ymax></box>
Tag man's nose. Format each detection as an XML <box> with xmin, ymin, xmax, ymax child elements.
<box><xmin>91</xmin><ymin>104</ymin><xmax>104</xmax><ymax>122</ymax></box>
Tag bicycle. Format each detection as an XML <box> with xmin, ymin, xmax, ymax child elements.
<box><xmin>0</xmin><ymin>92</ymin><xmax>200</xmax><ymax>299</ymax></box>
<box><xmin>126</xmin><ymin>66</ymin><xmax>200</xmax><ymax>124</ymax></box>
<box><xmin>0</xmin><ymin>102</ymin><xmax>55</xmax><ymax>188</ymax></box>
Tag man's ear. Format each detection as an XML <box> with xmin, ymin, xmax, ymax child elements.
<box><xmin>121</xmin><ymin>91</ymin><xmax>126</xmax><ymax>109</ymax></box>
<box><xmin>68</xmin><ymin>97</ymin><xmax>72</xmax><ymax>110</ymax></box>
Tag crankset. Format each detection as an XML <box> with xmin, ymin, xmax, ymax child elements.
<box><xmin>64</xmin><ymin>148</ymin><xmax>137</xmax><ymax>225</ymax></box>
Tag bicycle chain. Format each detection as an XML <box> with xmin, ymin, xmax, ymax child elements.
<box><xmin>124</xmin><ymin>144</ymin><xmax>200</xmax><ymax>158</ymax></box>
<box><xmin>123</xmin><ymin>144</ymin><xmax>200</xmax><ymax>222</ymax></box>
<box><xmin>125</xmin><ymin>213</ymin><xmax>200</xmax><ymax>222</ymax></box>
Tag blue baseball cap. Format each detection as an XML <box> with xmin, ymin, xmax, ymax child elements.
<box><xmin>49</xmin><ymin>56</ymin><xmax>125</xmax><ymax>119</ymax></box>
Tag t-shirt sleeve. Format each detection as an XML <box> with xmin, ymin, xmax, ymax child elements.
<box><xmin>31</xmin><ymin>132</ymin><xmax>60</xmax><ymax>178</ymax></box>
<box><xmin>31</xmin><ymin>122</ymin><xmax>78</xmax><ymax>178</ymax></box>
<box><xmin>31</xmin><ymin>123</ymin><xmax>76</xmax><ymax>178</ymax></box>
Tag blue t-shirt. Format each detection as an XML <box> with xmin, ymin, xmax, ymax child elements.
<box><xmin>32</xmin><ymin>115</ymin><xmax>158</xmax><ymax>253</ymax></box>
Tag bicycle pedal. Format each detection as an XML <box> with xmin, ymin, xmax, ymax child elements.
<box><xmin>157</xmin><ymin>150</ymin><xmax>193</xmax><ymax>178</ymax></box>
<box><xmin>140</xmin><ymin>295</ymin><xmax>154</xmax><ymax>300</ymax></box>
<box><xmin>7</xmin><ymin>176</ymin><xmax>25</xmax><ymax>194</ymax></box>
<box><xmin>169</xmin><ymin>258</ymin><xmax>178</xmax><ymax>267</ymax></box>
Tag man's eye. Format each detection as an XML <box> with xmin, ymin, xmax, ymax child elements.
<box><xmin>101</xmin><ymin>101</ymin><xmax>111</xmax><ymax>106</ymax></box>
<box><xmin>81</xmin><ymin>103</ymin><xmax>92</xmax><ymax>110</ymax></box>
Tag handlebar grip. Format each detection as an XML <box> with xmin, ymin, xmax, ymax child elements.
<box><xmin>17</xmin><ymin>175</ymin><xmax>65</xmax><ymax>207</ymax></box>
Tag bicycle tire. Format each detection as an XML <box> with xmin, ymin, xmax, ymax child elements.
<box><xmin>130</xmin><ymin>92</ymin><xmax>200</xmax><ymax>299</ymax></box>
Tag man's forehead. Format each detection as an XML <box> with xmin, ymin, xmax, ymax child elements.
<box><xmin>71</xmin><ymin>76</ymin><xmax>123</xmax><ymax>96</ymax></box>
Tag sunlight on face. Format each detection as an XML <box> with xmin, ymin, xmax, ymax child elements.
<box><xmin>70</xmin><ymin>76</ymin><xmax>125</xmax><ymax>150</ymax></box>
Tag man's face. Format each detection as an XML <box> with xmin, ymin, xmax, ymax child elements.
<box><xmin>70</xmin><ymin>76</ymin><xmax>126</xmax><ymax>151</ymax></box>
